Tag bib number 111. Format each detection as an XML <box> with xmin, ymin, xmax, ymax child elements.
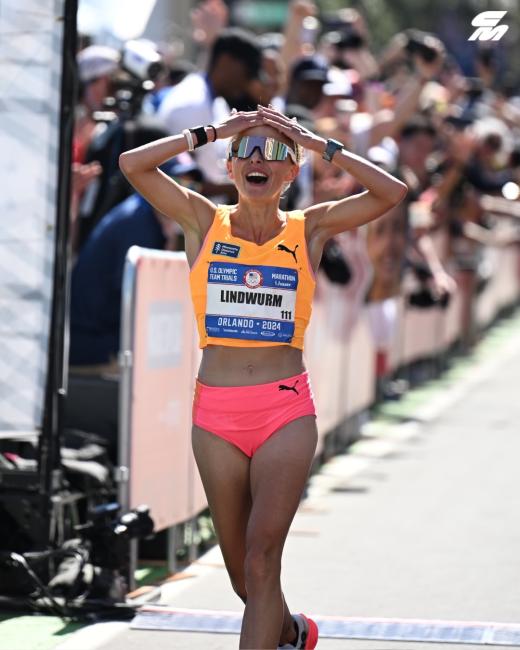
<box><xmin>281</xmin><ymin>310</ymin><xmax>292</xmax><ymax>320</ymax></box>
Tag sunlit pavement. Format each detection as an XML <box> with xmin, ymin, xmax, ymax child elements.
<box><xmin>56</xmin><ymin>318</ymin><xmax>520</xmax><ymax>650</ymax></box>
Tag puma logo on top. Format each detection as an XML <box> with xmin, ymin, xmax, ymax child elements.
<box><xmin>277</xmin><ymin>243</ymin><xmax>299</xmax><ymax>263</ymax></box>
<box><xmin>278</xmin><ymin>380</ymin><xmax>299</xmax><ymax>395</ymax></box>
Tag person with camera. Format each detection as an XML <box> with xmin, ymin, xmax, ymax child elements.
<box><xmin>74</xmin><ymin>40</ymin><xmax>171</xmax><ymax>252</ymax></box>
<box><xmin>119</xmin><ymin>104</ymin><xmax>407</xmax><ymax>648</ymax></box>
<box><xmin>318</xmin><ymin>22</ymin><xmax>446</xmax><ymax>157</ymax></box>
<box><xmin>71</xmin><ymin>46</ymin><xmax>121</xmax><ymax>253</ymax></box>
<box><xmin>75</xmin><ymin>45</ymin><xmax>121</xmax><ymax>164</ymax></box>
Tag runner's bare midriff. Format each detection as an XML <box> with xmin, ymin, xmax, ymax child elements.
<box><xmin>198</xmin><ymin>345</ymin><xmax>305</xmax><ymax>386</ymax></box>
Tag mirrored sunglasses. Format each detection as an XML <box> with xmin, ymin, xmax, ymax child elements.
<box><xmin>230</xmin><ymin>136</ymin><xmax>297</xmax><ymax>163</ymax></box>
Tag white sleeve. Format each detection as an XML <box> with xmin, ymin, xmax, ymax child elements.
<box><xmin>158</xmin><ymin>101</ymin><xmax>210</xmax><ymax>136</ymax></box>
<box><xmin>158</xmin><ymin>86</ymin><xmax>231</xmax><ymax>186</ymax></box>
<box><xmin>194</xmin><ymin>141</ymin><xmax>230</xmax><ymax>184</ymax></box>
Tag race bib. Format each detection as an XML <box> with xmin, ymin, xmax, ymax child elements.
<box><xmin>205</xmin><ymin>262</ymin><xmax>297</xmax><ymax>342</ymax></box>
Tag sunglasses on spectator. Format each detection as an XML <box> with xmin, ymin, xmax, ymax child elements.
<box><xmin>229</xmin><ymin>136</ymin><xmax>297</xmax><ymax>163</ymax></box>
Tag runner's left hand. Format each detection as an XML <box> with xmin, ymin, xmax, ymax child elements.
<box><xmin>258</xmin><ymin>105</ymin><xmax>325</xmax><ymax>154</ymax></box>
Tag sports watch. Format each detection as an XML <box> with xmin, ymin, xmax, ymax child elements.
<box><xmin>322</xmin><ymin>138</ymin><xmax>344</xmax><ymax>162</ymax></box>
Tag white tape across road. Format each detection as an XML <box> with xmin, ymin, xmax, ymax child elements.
<box><xmin>131</xmin><ymin>606</ymin><xmax>520</xmax><ymax>645</ymax></box>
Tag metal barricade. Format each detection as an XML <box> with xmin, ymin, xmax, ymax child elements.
<box><xmin>114</xmin><ymin>240</ymin><xmax>520</xmax><ymax>591</ymax></box>
<box><xmin>117</xmin><ymin>246</ymin><xmax>206</xmax><ymax>589</ymax></box>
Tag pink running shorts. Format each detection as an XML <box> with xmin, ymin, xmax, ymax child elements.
<box><xmin>192</xmin><ymin>371</ymin><xmax>316</xmax><ymax>457</ymax></box>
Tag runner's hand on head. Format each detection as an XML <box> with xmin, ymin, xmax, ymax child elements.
<box><xmin>213</xmin><ymin>110</ymin><xmax>264</xmax><ymax>141</ymax></box>
<box><xmin>258</xmin><ymin>104</ymin><xmax>323</xmax><ymax>153</ymax></box>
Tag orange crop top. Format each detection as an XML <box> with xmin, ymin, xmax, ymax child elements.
<box><xmin>189</xmin><ymin>205</ymin><xmax>316</xmax><ymax>349</ymax></box>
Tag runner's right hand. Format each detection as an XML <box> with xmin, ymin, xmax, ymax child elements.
<box><xmin>213</xmin><ymin>109</ymin><xmax>263</xmax><ymax>141</ymax></box>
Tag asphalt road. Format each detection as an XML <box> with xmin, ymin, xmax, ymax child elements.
<box><xmin>56</xmin><ymin>326</ymin><xmax>520</xmax><ymax>650</ymax></box>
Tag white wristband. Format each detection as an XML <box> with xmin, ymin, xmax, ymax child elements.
<box><xmin>182</xmin><ymin>128</ymin><xmax>195</xmax><ymax>152</ymax></box>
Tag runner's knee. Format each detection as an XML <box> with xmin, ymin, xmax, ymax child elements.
<box><xmin>244</xmin><ymin>541</ymin><xmax>283</xmax><ymax>588</ymax></box>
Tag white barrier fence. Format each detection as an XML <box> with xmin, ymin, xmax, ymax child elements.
<box><xmin>117</xmin><ymin>242</ymin><xmax>520</xmax><ymax>578</ymax></box>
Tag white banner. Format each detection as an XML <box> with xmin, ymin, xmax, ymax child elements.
<box><xmin>0</xmin><ymin>0</ymin><xmax>65</xmax><ymax>431</ymax></box>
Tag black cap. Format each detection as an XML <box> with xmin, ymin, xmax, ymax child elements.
<box><xmin>161</xmin><ymin>153</ymin><xmax>202</xmax><ymax>182</ymax></box>
<box><xmin>291</xmin><ymin>55</ymin><xmax>330</xmax><ymax>84</ymax></box>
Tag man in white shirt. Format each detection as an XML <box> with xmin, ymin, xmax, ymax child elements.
<box><xmin>158</xmin><ymin>28</ymin><xmax>263</xmax><ymax>201</ymax></box>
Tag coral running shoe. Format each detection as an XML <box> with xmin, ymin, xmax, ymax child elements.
<box><xmin>297</xmin><ymin>613</ymin><xmax>319</xmax><ymax>649</ymax></box>
<box><xmin>278</xmin><ymin>613</ymin><xmax>319</xmax><ymax>649</ymax></box>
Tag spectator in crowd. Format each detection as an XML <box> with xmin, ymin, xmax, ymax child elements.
<box><xmin>279</xmin><ymin>0</ymin><xmax>320</xmax><ymax>78</ymax></box>
<box><xmin>74</xmin><ymin>37</ymin><xmax>189</xmax><ymax>253</ymax></box>
<box><xmin>142</xmin><ymin>57</ymin><xmax>197</xmax><ymax>114</ymax></box>
<box><xmin>282</xmin><ymin>56</ymin><xmax>331</xmax><ymax>211</ymax></box>
<box><xmin>69</xmin><ymin>153</ymin><xmax>199</xmax><ymax>369</ymax></box>
<box><xmin>366</xmin><ymin>202</ymin><xmax>408</xmax><ymax>303</ymax></box>
<box><xmin>74</xmin><ymin>45</ymin><xmax>120</xmax><ymax>164</ymax></box>
<box><xmin>285</xmin><ymin>55</ymin><xmax>331</xmax><ymax>114</ymax></box>
<box><xmin>235</xmin><ymin>47</ymin><xmax>287</xmax><ymax>111</ymax></box>
<box><xmin>396</xmin><ymin>117</ymin><xmax>458</xmax><ymax>300</ymax></box>
<box><xmin>158</xmin><ymin>28</ymin><xmax>263</xmax><ymax>200</ymax></box>
<box><xmin>71</xmin><ymin>45</ymin><xmax>121</xmax><ymax>255</ymax></box>
<box><xmin>67</xmin><ymin>150</ymin><xmax>199</xmax><ymax>462</ymax></box>
<box><xmin>72</xmin><ymin>2</ymin><xmax>520</xmax><ymax>416</ymax></box>
<box><xmin>70</xmin><ymin>183</ymin><xmax>163</xmax><ymax>368</ymax></box>
<box><xmin>312</xmin><ymin>15</ymin><xmax>446</xmax><ymax>152</ymax></box>
<box><xmin>76</xmin><ymin>116</ymin><xmax>175</xmax><ymax>253</ymax></box>
<box><xmin>190</xmin><ymin>0</ymin><xmax>230</xmax><ymax>59</ymax></box>
<box><xmin>70</xmin><ymin>159</ymin><xmax>102</xmax><ymax>256</ymax></box>
<box><xmin>464</xmin><ymin>118</ymin><xmax>514</xmax><ymax>192</ymax></box>
<box><xmin>287</xmin><ymin>25</ymin><xmax>446</xmax><ymax>225</ymax></box>
<box><xmin>397</xmin><ymin>117</ymin><xmax>437</xmax><ymax>198</ymax></box>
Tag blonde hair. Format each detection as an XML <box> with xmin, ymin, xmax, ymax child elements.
<box><xmin>293</xmin><ymin>142</ymin><xmax>305</xmax><ymax>167</ymax></box>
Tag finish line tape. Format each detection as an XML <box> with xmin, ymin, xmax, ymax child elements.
<box><xmin>131</xmin><ymin>606</ymin><xmax>520</xmax><ymax>645</ymax></box>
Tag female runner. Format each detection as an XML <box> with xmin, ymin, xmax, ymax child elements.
<box><xmin>119</xmin><ymin>104</ymin><xmax>407</xmax><ymax>649</ymax></box>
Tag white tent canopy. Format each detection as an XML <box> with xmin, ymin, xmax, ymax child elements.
<box><xmin>78</xmin><ymin>0</ymin><xmax>157</xmax><ymax>43</ymax></box>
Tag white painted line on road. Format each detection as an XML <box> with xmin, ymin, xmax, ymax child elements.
<box><xmin>57</xmin><ymin>322</ymin><xmax>520</xmax><ymax>650</ymax></box>
<box><xmin>131</xmin><ymin>606</ymin><xmax>520</xmax><ymax>645</ymax></box>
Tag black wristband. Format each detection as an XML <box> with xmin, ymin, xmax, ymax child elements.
<box><xmin>190</xmin><ymin>125</ymin><xmax>208</xmax><ymax>148</ymax></box>
<box><xmin>207</xmin><ymin>124</ymin><xmax>217</xmax><ymax>142</ymax></box>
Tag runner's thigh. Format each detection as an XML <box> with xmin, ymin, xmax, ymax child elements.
<box><xmin>247</xmin><ymin>415</ymin><xmax>317</xmax><ymax>549</ymax></box>
<box><xmin>192</xmin><ymin>426</ymin><xmax>252</xmax><ymax>579</ymax></box>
